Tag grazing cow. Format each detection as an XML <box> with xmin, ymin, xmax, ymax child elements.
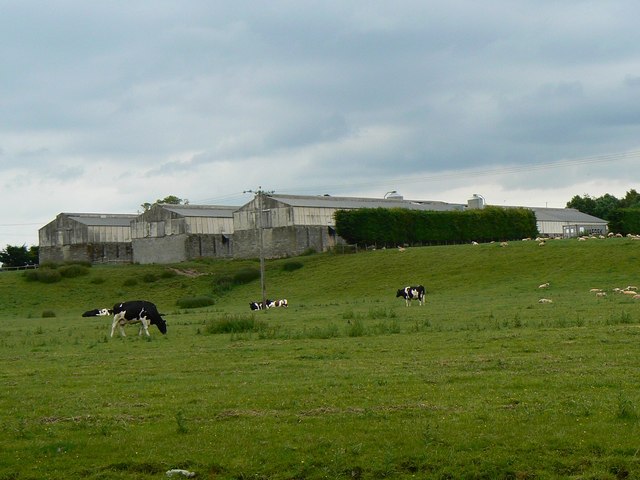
<box><xmin>267</xmin><ymin>299</ymin><xmax>288</xmax><ymax>308</ymax></box>
<box><xmin>396</xmin><ymin>285</ymin><xmax>426</xmax><ymax>306</ymax></box>
<box><xmin>110</xmin><ymin>300</ymin><xmax>167</xmax><ymax>337</ymax></box>
<box><xmin>81</xmin><ymin>301</ymin><xmax>167</xmax><ymax>336</ymax></box>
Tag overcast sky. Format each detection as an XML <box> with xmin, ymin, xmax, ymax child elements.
<box><xmin>2</xmin><ymin>1</ymin><xmax>640</xmax><ymax>249</ymax></box>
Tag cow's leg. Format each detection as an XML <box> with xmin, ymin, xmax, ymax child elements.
<box><xmin>119</xmin><ymin>321</ymin><xmax>127</xmax><ymax>337</ymax></box>
<box><xmin>139</xmin><ymin>318</ymin><xmax>150</xmax><ymax>336</ymax></box>
<box><xmin>110</xmin><ymin>317</ymin><xmax>119</xmax><ymax>337</ymax></box>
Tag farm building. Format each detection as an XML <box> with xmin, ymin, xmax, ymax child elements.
<box><xmin>466</xmin><ymin>197</ymin><xmax>608</xmax><ymax>237</ymax></box>
<box><xmin>130</xmin><ymin>203</ymin><xmax>238</xmax><ymax>264</ymax></box>
<box><xmin>233</xmin><ymin>193</ymin><xmax>466</xmax><ymax>258</ymax></box>
<box><xmin>38</xmin><ymin>212</ymin><xmax>136</xmax><ymax>264</ymax></box>
<box><xmin>529</xmin><ymin>207</ymin><xmax>608</xmax><ymax>237</ymax></box>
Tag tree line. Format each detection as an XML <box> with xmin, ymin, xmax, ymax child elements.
<box><xmin>566</xmin><ymin>189</ymin><xmax>640</xmax><ymax>234</ymax></box>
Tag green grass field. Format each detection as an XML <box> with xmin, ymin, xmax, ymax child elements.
<box><xmin>1</xmin><ymin>238</ymin><xmax>640</xmax><ymax>479</ymax></box>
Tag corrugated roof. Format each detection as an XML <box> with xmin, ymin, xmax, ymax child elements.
<box><xmin>528</xmin><ymin>207</ymin><xmax>607</xmax><ymax>224</ymax></box>
<box><xmin>498</xmin><ymin>206</ymin><xmax>607</xmax><ymax>224</ymax></box>
<box><xmin>66</xmin><ymin>213</ymin><xmax>137</xmax><ymax>227</ymax></box>
<box><xmin>266</xmin><ymin>194</ymin><xmax>465</xmax><ymax>211</ymax></box>
<box><xmin>159</xmin><ymin>204</ymin><xmax>239</xmax><ymax>218</ymax></box>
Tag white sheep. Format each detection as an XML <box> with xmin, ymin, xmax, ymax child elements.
<box><xmin>538</xmin><ymin>298</ymin><xmax>553</xmax><ymax>304</ymax></box>
<box><xmin>538</xmin><ymin>282</ymin><xmax>550</xmax><ymax>289</ymax></box>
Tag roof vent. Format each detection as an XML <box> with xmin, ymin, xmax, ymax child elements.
<box><xmin>384</xmin><ymin>191</ymin><xmax>403</xmax><ymax>200</ymax></box>
<box><xmin>468</xmin><ymin>194</ymin><xmax>485</xmax><ymax>209</ymax></box>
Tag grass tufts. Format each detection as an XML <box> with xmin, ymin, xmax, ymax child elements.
<box><xmin>23</xmin><ymin>269</ymin><xmax>62</xmax><ymax>283</ymax></box>
<box><xmin>616</xmin><ymin>394</ymin><xmax>638</xmax><ymax>421</ymax></box>
<box><xmin>282</xmin><ymin>260</ymin><xmax>304</xmax><ymax>272</ymax></box>
<box><xmin>204</xmin><ymin>314</ymin><xmax>267</xmax><ymax>334</ymax></box>
<box><xmin>177</xmin><ymin>296</ymin><xmax>215</xmax><ymax>309</ymax></box>
<box><xmin>346</xmin><ymin>319</ymin><xmax>366</xmax><ymax>337</ymax></box>
<box><xmin>232</xmin><ymin>267</ymin><xmax>261</xmax><ymax>284</ymax></box>
<box><xmin>142</xmin><ymin>273</ymin><xmax>158</xmax><ymax>283</ymax></box>
<box><xmin>58</xmin><ymin>264</ymin><xmax>90</xmax><ymax>278</ymax></box>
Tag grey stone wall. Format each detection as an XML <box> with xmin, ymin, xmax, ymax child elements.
<box><xmin>39</xmin><ymin>243</ymin><xmax>132</xmax><ymax>264</ymax></box>
<box><xmin>233</xmin><ymin>225</ymin><xmax>342</xmax><ymax>259</ymax></box>
<box><xmin>186</xmin><ymin>234</ymin><xmax>233</xmax><ymax>259</ymax></box>
<box><xmin>133</xmin><ymin>234</ymin><xmax>234</xmax><ymax>264</ymax></box>
<box><xmin>133</xmin><ymin>235</ymin><xmax>188</xmax><ymax>264</ymax></box>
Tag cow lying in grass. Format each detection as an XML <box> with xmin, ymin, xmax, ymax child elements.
<box><xmin>82</xmin><ymin>300</ymin><xmax>167</xmax><ymax>337</ymax></box>
<box><xmin>250</xmin><ymin>299</ymin><xmax>288</xmax><ymax>310</ymax></box>
<box><xmin>267</xmin><ymin>299</ymin><xmax>288</xmax><ymax>308</ymax></box>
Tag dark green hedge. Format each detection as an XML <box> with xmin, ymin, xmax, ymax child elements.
<box><xmin>334</xmin><ymin>207</ymin><xmax>538</xmax><ymax>246</ymax></box>
<box><xmin>608</xmin><ymin>208</ymin><xmax>640</xmax><ymax>235</ymax></box>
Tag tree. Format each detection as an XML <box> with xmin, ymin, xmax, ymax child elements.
<box><xmin>620</xmin><ymin>189</ymin><xmax>640</xmax><ymax>208</ymax></box>
<box><xmin>141</xmin><ymin>195</ymin><xmax>189</xmax><ymax>212</ymax></box>
<box><xmin>567</xmin><ymin>193</ymin><xmax>621</xmax><ymax>220</ymax></box>
<box><xmin>0</xmin><ymin>245</ymin><xmax>39</xmax><ymax>268</ymax></box>
<box><xmin>566</xmin><ymin>194</ymin><xmax>599</xmax><ymax>216</ymax></box>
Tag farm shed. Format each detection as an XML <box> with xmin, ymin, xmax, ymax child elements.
<box><xmin>233</xmin><ymin>194</ymin><xmax>466</xmax><ymax>258</ymax></box>
<box><xmin>466</xmin><ymin>197</ymin><xmax>608</xmax><ymax>238</ymax></box>
<box><xmin>39</xmin><ymin>213</ymin><xmax>136</xmax><ymax>264</ymax></box>
<box><xmin>529</xmin><ymin>207</ymin><xmax>608</xmax><ymax>237</ymax></box>
<box><xmin>131</xmin><ymin>203</ymin><xmax>238</xmax><ymax>264</ymax></box>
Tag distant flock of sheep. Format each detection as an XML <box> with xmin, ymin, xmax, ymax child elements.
<box><xmin>537</xmin><ymin>282</ymin><xmax>640</xmax><ymax>304</ymax></box>
<box><xmin>473</xmin><ymin>232</ymin><xmax>640</xmax><ymax>248</ymax></box>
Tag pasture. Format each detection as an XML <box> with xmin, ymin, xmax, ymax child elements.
<box><xmin>1</xmin><ymin>238</ymin><xmax>640</xmax><ymax>479</ymax></box>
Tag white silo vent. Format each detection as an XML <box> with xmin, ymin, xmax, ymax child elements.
<box><xmin>468</xmin><ymin>194</ymin><xmax>485</xmax><ymax>209</ymax></box>
<box><xmin>384</xmin><ymin>190</ymin><xmax>404</xmax><ymax>200</ymax></box>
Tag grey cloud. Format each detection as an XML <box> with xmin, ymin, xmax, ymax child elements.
<box><xmin>2</xmin><ymin>0</ymin><xmax>640</xmax><ymax>248</ymax></box>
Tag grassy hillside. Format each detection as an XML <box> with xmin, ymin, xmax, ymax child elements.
<box><xmin>1</xmin><ymin>238</ymin><xmax>640</xmax><ymax>479</ymax></box>
<box><xmin>1</xmin><ymin>236</ymin><xmax>639</xmax><ymax>321</ymax></box>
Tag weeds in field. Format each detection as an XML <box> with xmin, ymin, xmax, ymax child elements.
<box><xmin>616</xmin><ymin>394</ymin><xmax>638</xmax><ymax>421</ymax></box>
<box><xmin>175</xmin><ymin>410</ymin><xmax>188</xmax><ymax>434</ymax></box>
<box><xmin>177</xmin><ymin>296</ymin><xmax>215</xmax><ymax>309</ymax></box>
<box><xmin>205</xmin><ymin>314</ymin><xmax>266</xmax><ymax>334</ymax></box>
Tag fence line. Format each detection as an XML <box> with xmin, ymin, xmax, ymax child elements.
<box><xmin>0</xmin><ymin>264</ymin><xmax>39</xmax><ymax>272</ymax></box>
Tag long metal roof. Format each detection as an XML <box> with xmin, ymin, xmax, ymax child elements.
<box><xmin>266</xmin><ymin>194</ymin><xmax>466</xmax><ymax>211</ymax></box>
<box><xmin>65</xmin><ymin>213</ymin><xmax>137</xmax><ymax>227</ymax></box>
<box><xmin>159</xmin><ymin>204</ymin><xmax>239</xmax><ymax>218</ymax></box>
<box><xmin>527</xmin><ymin>207</ymin><xmax>607</xmax><ymax>224</ymax></box>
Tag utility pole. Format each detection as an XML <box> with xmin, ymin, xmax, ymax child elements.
<box><xmin>243</xmin><ymin>186</ymin><xmax>272</xmax><ymax>308</ymax></box>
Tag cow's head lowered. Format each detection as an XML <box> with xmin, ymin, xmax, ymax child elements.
<box><xmin>82</xmin><ymin>300</ymin><xmax>167</xmax><ymax>337</ymax></box>
<box><xmin>111</xmin><ymin>300</ymin><xmax>167</xmax><ymax>336</ymax></box>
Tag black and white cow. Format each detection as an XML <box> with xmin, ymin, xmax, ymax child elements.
<box><xmin>267</xmin><ymin>299</ymin><xmax>288</xmax><ymax>308</ymax></box>
<box><xmin>110</xmin><ymin>300</ymin><xmax>167</xmax><ymax>337</ymax></box>
<box><xmin>249</xmin><ymin>300</ymin><xmax>273</xmax><ymax>311</ymax></box>
<box><xmin>396</xmin><ymin>285</ymin><xmax>426</xmax><ymax>306</ymax></box>
<box><xmin>82</xmin><ymin>300</ymin><xmax>167</xmax><ymax>337</ymax></box>
<box><xmin>82</xmin><ymin>308</ymin><xmax>111</xmax><ymax>317</ymax></box>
